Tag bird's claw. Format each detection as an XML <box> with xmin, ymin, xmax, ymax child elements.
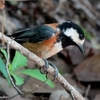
<box><xmin>39</xmin><ymin>59</ymin><xmax>58</xmax><ymax>80</ymax></box>
<box><xmin>46</xmin><ymin>62</ymin><xmax>58</xmax><ymax>81</ymax></box>
<box><xmin>39</xmin><ymin>59</ymin><xmax>49</xmax><ymax>74</ymax></box>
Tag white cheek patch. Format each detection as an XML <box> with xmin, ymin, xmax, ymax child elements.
<box><xmin>64</xmin><ymin>28</ymin><xmax>85</xmax><ymax>45</ymax></box>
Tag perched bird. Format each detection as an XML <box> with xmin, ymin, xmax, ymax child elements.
<box><xmin>11</xmin><ymin>21</ymin><xmax>85</xmax><ymax>78</ymax></box>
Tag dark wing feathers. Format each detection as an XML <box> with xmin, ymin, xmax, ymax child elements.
<box><xmin>12</xmin><ymin>25</ymin><xmax>56</xmax><ymax>43</ymax></box>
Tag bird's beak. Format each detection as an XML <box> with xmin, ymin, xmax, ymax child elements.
<box><xmin>77</xmin><ymin>44</ymin><xmax>84</xmax><ymax>53</ymax></box>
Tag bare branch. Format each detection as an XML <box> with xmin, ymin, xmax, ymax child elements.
<box><xmin>0</xmin><ymin>32</ymin><xmax>85</xmax><ymax>100</ymax></box>
<box><xmin>6</xmin><ymin>41</ymin><xmax>24</xmax><ymax>95</ymax></box>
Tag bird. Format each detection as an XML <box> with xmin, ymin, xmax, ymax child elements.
<box><xmin>11</xmin><ymin>21</ymin><xmax>85</xmax><ymax>79</ymax></box>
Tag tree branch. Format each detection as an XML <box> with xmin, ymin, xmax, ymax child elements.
<box><xmin>0</xmin><ymin>32</ymin><xmax>85</xmax><ymax>100</ymax></box>
<box><xmin>6</xmin><ymin>41</ymin><xmax>24</xmax><ymax>95</ymax></box>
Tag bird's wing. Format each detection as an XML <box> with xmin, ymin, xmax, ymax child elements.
<box><xmin>12</xmin><ymin>24</ymin><xmax>57</xmax><ymax>43</ymax></box>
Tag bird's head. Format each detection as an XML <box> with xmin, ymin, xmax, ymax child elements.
<box><xmin>57</xmin><ymin>21</ymin><xmax>85</xmax><ymax>53</ymax></box>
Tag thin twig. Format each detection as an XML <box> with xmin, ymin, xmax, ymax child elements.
<box><xmin>23</xmin><ymin>78</ymin><xmax>48</xmax><ymax>96</ymax></box>
<box><xmin>84</xmin><ymin>84</ymin><xmax>91</xmax><ymax>98</ymax></box>
<box><xmin>6</xmin><ymin>41</ymin><xmax>24</xmax><ymax>95</ymax></box>
<box><xmin>0</xmin><ymin>33</ymin><xmax>85</xmax><ymax>100</ymax></box>
<box><xmin>0</xmin><ymin>3</ymin><xmax>24</xmax><ymax>95</ymax></box>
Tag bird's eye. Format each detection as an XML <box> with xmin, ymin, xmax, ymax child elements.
<box><xmin>79</xmin><ymin>34</ymin><xmax>84</xmax><ymax>40</ymax></box>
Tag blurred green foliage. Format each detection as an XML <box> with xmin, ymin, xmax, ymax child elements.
<box><xmin>0</xmin><ymin>50</ymin><xmax>55</xmax><ymax>88</ymax></box>
<box><xmin>82</xmin><ymin>28</ymin><xmax>92</xmax><ymax>41</ymax></box>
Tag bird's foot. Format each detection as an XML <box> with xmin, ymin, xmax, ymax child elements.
<box><xmin>39</xmin><ymin>59</ymin><xmax>58</xmax><ymax>80</ymax></box>
<box><xmin>39</xmin><ymin>59</ymin><xmax>49</xmax><ymax>74</ymax></box>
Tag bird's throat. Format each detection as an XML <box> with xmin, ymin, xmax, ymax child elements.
<box><xmin>59</xmin><ymin>33</ymin><xmax>76</xmax><ymax>48</ymax></box>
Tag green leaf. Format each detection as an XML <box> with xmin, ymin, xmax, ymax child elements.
<box><xmin>8</xmin><ymin>63</ymin><xmax>13</xmax><ymax>71</ymax></box>
<box><xmin>82</xmin><ymin>28</ymin><xmax>92</xmax><ymax>41</ymax></box>
<box><xmin>12</xmin><ymin>73</ymin><xmax>24</xmax><ymax>85</ymax></box>
<box><xmin>1</xmin><ymin>49</ymin><xmax>7</xmax><ymax>59</ymax></box>
<box><xmin>0</xmin><ymin>57</ymin><xmax>11</xmax><ymax>84</ymax></box>
<box><xmin>19</xmin><ymin>69</ymin><xmax>55</xmax><ymax>88</ymax></box>
<box><xmin>11</xmin><ymin>51</ymin><xmax>27</xmax><ymax>71</ymax></box>
<box><xmin>45</xmin><ymin>79</ymin><xmax>55</xmax><ymax>88</ymax></box>
<box><xmin>0</xmin><ymin>58</ymin><xmax>8</xmax><ymax>79</ymax></box>
<box><xmin>58</xmin><ymin>68</ymin><xmax>63</xmax><ymax>75</ymax></box>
